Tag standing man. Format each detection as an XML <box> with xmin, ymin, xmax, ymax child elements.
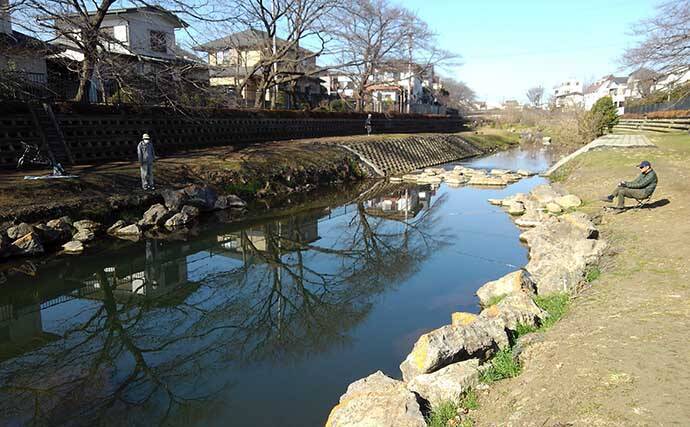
<box><xmin>365</xmin><ymin>114</ymin><xmax>372</xmax><ymax>136</ymax></box>
<box><xmin>137</xmin><ymin>133</ymin><xmax>156</xmax><ymax>191</ymax></box>
<box><xmin>601</xmin><ymin>160</ymin><xmax>657</xmax><ymax>208</ymax></box>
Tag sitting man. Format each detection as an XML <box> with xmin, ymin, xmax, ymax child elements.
<box><xmin>601</xmin><ymin>160</ymin><xmax>657</xmax><ymax>208</ymax></box>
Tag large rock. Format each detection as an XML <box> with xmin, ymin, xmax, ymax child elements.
<box><xmin>545</xmin><ymin>202</ymin><xmax>563</xmax><ymax>214</ymax></box>
<box><xmin>182</xmin><ymin>184</ymin><xmax>218</xmax><ymax>211</ymax></box>
<box><xmin>451</xmin><ymin>312</ymin><xmax>478</xmax><ymax>327</ymax></box>
<box><xmin>35</xmin><ymin>223</ymin><xmax>71</xmax><ymax>246</ymax></box>
<box><xmin>73</xmin><ymin>220</ymin><xmax>101</xmax><ymax>233</ymax></box>
<box><xmin>165</xmin><ymin>212</ymin><xmax>194</xmax><ymax>229</ymax></box>
<box><xmin>161</xmin><ymin>188</ymin><xmax>187</xmax><ymax>211</ymax></box>
<box><xmin>140</xmin><ymin>204</ymin><xmax>170</xmax><ymax>227</ymax></box>
<box><xmin>107</xmin><ymin>220</ymin><xmax>126</xmax><ymax>235</ymax></box>
<box><xmin>72</xmin><ymin>230</ymin><xmax>95</xmax><ymax>243</ymax></box>
<box><xmin>47</xmin><ymin>218</ymin><xmax>71</xmax><ymax>230</ymax></box>
<box><xmin>325</xmin><ymin>371</ymin><xmax>426</xmax><ymax>427</ymax></box>
<box><xmin>399</xmin><ymin>320</ymin><xmax>509</xmax><ymax>382</ymax></box>
<box><xmin>215</xmin><ymin>194</ymin><xmax>247</xmax><ymax>210</ymax></box>
<box><xmin>114</xmin><ymin>224</ymin><xmax>142</xmax><ymax>237</ymax></box>
<box><xmin>7</xmin><ymin>223</ymin><xmax>34</xmax><ymax>240</ymax></box>
<box><xmin>507</xmin><ymin>201</ymin><xmax>526</xmax><ymax>216</ymax></box>
<box><xmin>407</xmin><ymin>359</ymin><xmax>480</xmax><ymax>408</ymax></box>
<box><xmin>479</xmin><ymin>292</ymin><xmax>547</xmax><ymax>332</ymax></box>
<box><xmin>555</xmin><ymin>194</ymin><xmax>582</xmax><ymax>209</ymax></box>
<box><xmin>521</xmin><ymin>213</ymin><xmax>606</xmax><ymax>294</ymax></box>
<box><xmin>181</xmin><ymin>205</ymin><xmax>200</xmax><ymax>218</ymax></box>
<box><xmin>468</xmin><ymin>175</ymin><xmax>506</xmax><ymax>186</ymax></box>
<box><xmin>11</xmin><ymin>232</ymin><xmax>44</xmax><ymax>256</ymax></box>
<box><xmin>476</xmin><ymin>270</ymin><xmax>537</xmax><ymax>307</ymax></box>
<box><xmin>530</xmin><ymin>184</ymin><xmax>563</xmax><ymax>204</ymax></box>
<box><xmin>62</xmin><ymin>240</ymin><xmax>84</xmax><ymax>254</ymax></box>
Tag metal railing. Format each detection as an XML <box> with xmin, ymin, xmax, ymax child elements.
<box><xmin>625</xmin><ymin>96</ymin><xmax>690</xmax><ymax>114</ymax></box>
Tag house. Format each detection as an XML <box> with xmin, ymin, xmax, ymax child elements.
<box><xmin>652</xmin><ymin>65</ymin><xmax>690</xmax><ymax>93</ymax></box>
<box><xmin>553</xmin><ymin>79</ymin><xmax>584</xmax><ymax>108</ymax></box>
<box><xmin>583</xmin><ymin>75</ymin><xmax>627</xmax><ymax>112</ymax></box>
<box><xmin>49</xmin><ymin>6</ymin><xmax>208</xmax><ymax>102</ymax></box>
<box><xmin>194</xmin><ymin>29</ymin><xmax>324</xmax><ymax>108</ymax></box>
<box><xmin>0</xmin><ymin>0</ymin><xmax>59</xmax><ymax>99</ymax></box>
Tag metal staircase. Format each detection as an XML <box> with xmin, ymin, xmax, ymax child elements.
<box><xmin>29</xmin><ymin>103</ymin><xmax>73</xmax><ymax>165</ymax></box>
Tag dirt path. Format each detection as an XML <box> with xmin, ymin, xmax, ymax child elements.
<box><xmin>472</xmin><ymin>132</ymin><xmax>690</xmax><ymax>426</ymax></box>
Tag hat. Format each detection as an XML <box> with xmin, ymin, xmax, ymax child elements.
<box><xmin>638</xmin><ymin>160</ymin><xmax>651</xmax><ymax>168</ymax></box>
<box><xmin>142</xmin><ymin>133</ymin><xmax>150</xmax><ymax>140</ymax></box>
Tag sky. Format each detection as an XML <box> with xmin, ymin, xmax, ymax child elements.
<box><xmin>398</xmin><ymin>0</ymin><xmax>660</xmax><ymax>105</ymax></box>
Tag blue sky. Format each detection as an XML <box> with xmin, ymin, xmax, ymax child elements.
<box><xmin>399</xmin><ymin>0</ymin><xmax>659</xmax><ymax>105</ymax></box>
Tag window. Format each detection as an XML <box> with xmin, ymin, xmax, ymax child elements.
<box><xmin>150</xmin><ymin>31</ymin><xmax>167</xmax><ymax>53</ymax></box>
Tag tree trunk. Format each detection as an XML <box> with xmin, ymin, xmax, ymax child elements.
<box><xmin>75</xmin><ymin>54</ymin><xmax>95</xmax><ymax>103</ymax></box>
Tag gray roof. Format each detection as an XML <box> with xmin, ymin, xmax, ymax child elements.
<box><xmin>195</xmin><ymin>29</ymin><xmax>314</xmax><ymax>54</ymax></box>
<box><xmin>52</xmin><ymin>6</ymin><xmax>188</xmax><ymax>28</ymax></box>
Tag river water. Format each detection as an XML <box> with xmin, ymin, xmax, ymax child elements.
<box><xmin>0</xmin><ymin>145</ymin><xmax>559</xmax><ymax>427</ymax></box>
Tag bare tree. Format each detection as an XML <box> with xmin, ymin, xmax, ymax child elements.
<box><xmin>440</xmin><ymin>78</ymin><xmax>476</xmax><ymax>112</ymax></box>
<box><xmin>11</xmin><ymin>0</ymin><xmax>231</xmax><ymax>104</ymax></box>
<box><xmin>621</xmin><ymin>0</ymin><xmax>690</xmax><ymax>95</ymax></box>
<box><xmin>196</xmin><ymin>0</ymin><xmax>337</xmax><ymax>108</ymax></box>
<box><xmin>326</xmin><ymin>0</ymin><xmax>459</xmax><ymax>112</ymax></box>
<box><xmin>526</xmin><ymin>86</ymin><xmax>544</xmax><ymax>107</ymax></box>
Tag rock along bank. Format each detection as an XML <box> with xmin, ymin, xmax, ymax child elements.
<box><xmin>325</xmin><ymin>183</ymin><xmax>606</xmax><ymax>427</ymax></box>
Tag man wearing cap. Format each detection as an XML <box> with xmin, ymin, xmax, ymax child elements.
<box><xmin>601</xmin><ymin>160</ymin><xmax>657</xmax><ymax>208</ymax></box>
<box><xmin>137</xmin><ymin>133</ymin><xmax>156</xmax><ymax>191</ymax></box>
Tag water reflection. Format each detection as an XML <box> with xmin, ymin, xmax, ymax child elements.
<box><xmin>0</xmin><ymin>181</ymin><xmax>448</xmax><ymax>426</ymax></box>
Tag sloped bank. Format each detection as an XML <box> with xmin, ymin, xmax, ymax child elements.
<box><xmin>325</xmin><ymin>183</ymin><xmax>606</xmax><ymax>427</ymax></box>
<box><xmin>0</xmin><ymin>133</ymin><xmax>512</xmax><ymax>262</ymax></box>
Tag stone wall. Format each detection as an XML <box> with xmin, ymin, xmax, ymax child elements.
<box><xmin>340</xmin><ymin>134</ymin><xmax>482</xmax><ymax>176</ymax></box>
<box><xmin>0</xmin><ymin>102</ymin><xmax>464</xmax><ymax>168</ymax></box>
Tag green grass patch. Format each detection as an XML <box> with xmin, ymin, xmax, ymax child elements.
<box><xmin>459</xmin><ymin>389</ymin><xmax>479</xmax><ymax>410</ymax></box>
<box><xmin>426</xmin><ymin>400</ymin><xmax>458</xmax><ymax>427</ymax></box>
<box><xmin>480</xmin><ymin>347</ymin><xmax>521</xmax><ymax>384</ymax></box>
<box><xmin>534</xmin><ymin>293</ymin><xmax>569</xmax><ymax>330</ymax></box>
<box><xmin>515</xmin><ymin>322</ymin><xmax>538</xmax><ymax>338</ymax></box>
<box><xmin>585</xmin><ymin>266</ymin><xmax>601</xmax><ymax>283</ymax></box>
<box><xmin>225</xmin><ymin>179</ymin><xmax>264</xmax><ymax>197</ymax></box>
<box><xmin>484</xmin><ymin>294</ymin><xmax>507</xmax><ymax>307</ymax></box>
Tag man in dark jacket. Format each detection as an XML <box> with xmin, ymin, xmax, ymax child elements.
<box><xmin>601</xmin><ymin>160</ymin><xmax>657</xmax><ymax>208</ymax></box>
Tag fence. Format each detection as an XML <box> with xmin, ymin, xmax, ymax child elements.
<box><xmin>625</xmin><ymin>96</ymin><xmax>690</xmax><ymax>114</ymax></box>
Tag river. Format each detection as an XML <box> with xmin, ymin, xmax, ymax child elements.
<box><xmin>0</xmin><ymin>144</ymin><xmax>560</xmax><ymax>427</ymax></box>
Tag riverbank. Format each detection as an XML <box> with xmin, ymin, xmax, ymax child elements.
<box><xmin>471</xmin><ymin>131</ymin><xmax>690</xmax><ymax>425</ymax></box>
<box><xmin>0</xmin><ymin>130</ymin><xmax>518</xmax><ymax>261</ymax></box>
<box><xmin>325</xmin><ymin>170</ymin><xmax>606</xmax><ymax>426</ymax></box>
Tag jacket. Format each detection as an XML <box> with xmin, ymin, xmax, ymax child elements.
<box><xmin>137</xmin><ymin>141</ymin><xmax>155</xmax><ymax>164</ymax></box>
<box><xmin>625</xmin><ymin>169</ymin><xmax>657</xmax><ymax>197</ymax></box>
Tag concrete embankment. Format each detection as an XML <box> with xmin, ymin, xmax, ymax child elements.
<box><xmin>325</xmin><ymin>182</ymin><xmax>607</xmax><ymax>427</ymax></box>
<box><xmin>0</xmin><ymin>132</ymin><xmax>512</xmax><ymax>261</ymax></box>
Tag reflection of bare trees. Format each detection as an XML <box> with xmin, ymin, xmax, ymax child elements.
<box><xmin>0</xmin><ymin>184</ymin><xmax>449</xmax><ymax>425</ymax></box>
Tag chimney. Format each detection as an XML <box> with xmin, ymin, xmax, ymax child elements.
<box><xmin>0</xmin><ymin>0</ymin><xmax>11</xmax><ymax>35</ymax></box>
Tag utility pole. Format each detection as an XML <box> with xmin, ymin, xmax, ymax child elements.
<box><xmin>406</xmin><ymin>22</ymin><xmax>413</xmax><ymax>115</ymax></box>
<box><xmin>271</xmin><ymin>0</ymin><xmax>279</xmax><ymax>109</ymax></box>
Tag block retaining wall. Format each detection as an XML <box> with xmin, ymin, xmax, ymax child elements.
<box><xmin>0</xmin><ymin>103</ymin><xmax>464</xmax><ymax>168</ymax></box>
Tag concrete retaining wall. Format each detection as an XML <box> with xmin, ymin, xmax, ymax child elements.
<box><xmin>0</xmin><ymin>102</ymin><xmax>465</xmax><ymax>168</ymax></box>
<box><xmin>341</xmin><ymin>135</ymin><xmax>482</xmax><ymax>176</ymax></box>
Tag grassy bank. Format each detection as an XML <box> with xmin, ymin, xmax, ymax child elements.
<box><xmin>426</xmin><ymin>292</ymin><xmax>573</xmax><ymax>426</ymax></box>
<box><xmin>469</xmin><ymin>131</ymin><xmax>690</xmax><ymax>425</ymax></box>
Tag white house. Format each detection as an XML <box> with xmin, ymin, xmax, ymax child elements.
<box><xmin>583</xmin><ymin>75</ymin><xmax>627</xmax><ymax>113</ymax></box>
<box><xmin>553</xmin><ymin>79</ymin><xmax>583</xmax><ymax>108</ymax></box>
<box><xmin>652</xmin><ymin>65</ymin><xmax>690</xmax><ymax>93</ymax></box>
<box><xmin>53</xmin><ymin>6</ymin><xmax>189</xmax><ymax>62</ymax></box>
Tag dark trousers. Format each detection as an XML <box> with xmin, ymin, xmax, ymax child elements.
<box><xmin>612</xmin><ymin>186</ymin><xmax>647</xmax><ymax>208</ymax></box>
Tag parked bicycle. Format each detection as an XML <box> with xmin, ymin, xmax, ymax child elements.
<box><xmin>17</xmin><ymin>141</ymin><xmax>67</xmax><ymax>176</ymax></box>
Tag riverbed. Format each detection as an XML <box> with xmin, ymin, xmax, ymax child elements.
<box><xmin>0</xmin><ymin>145</ymin><xmax>559</xmax><ymax>427</ymax></box>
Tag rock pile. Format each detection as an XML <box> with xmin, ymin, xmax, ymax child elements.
<box><xmin>399</xmin><ymin>166</ymin><xmax>535</xmax><ymax>188</ymax></box>
<box><xmin>0</xmin><ymin>184</ymin><xmax>247</xmax><ymax>260</ymax></box>
<box><xmin>325</xmin><ymin>184</ymin><xmax>606</xmax><ymax>426</ymax></box>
